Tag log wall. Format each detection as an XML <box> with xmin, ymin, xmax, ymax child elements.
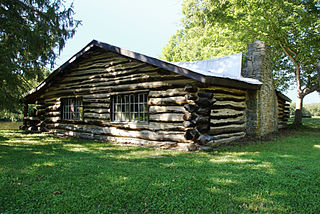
<box><xmin>277</xmin><ymin>97</ymin><xmax>290</xmax><ymax>128</ymax></box>
<box><xmin>32</xmin><ymin>49</ymin><xmax>198</xmax><ymax>149</ymax></box>
<box><xmin>23</xmin><ymin>47</ymin><xmax>288</xmax><ymax>150</ymax></box>
<box><xmin>184</xmin><ymin>84</ymin><xmax>247</xmax><ymax>150</ymax></box>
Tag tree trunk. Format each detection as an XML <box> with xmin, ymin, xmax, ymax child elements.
<box><xmin>294</xmin><ymin>95</ymin><xmax>303</xmax><ymax>125</ymax></box>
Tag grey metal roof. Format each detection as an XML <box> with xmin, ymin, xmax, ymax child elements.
<box><xmin>173</xmin><ymin>53</ymin><xmax>262</xmax><ymax>85</ymax></box>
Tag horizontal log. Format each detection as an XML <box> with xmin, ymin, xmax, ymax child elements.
<box><xmin>209</xmin><ymin>124</ymin><xmax>246</xmax><ymax>135</ymax></box>
<box><xmin>70</xmin><ymin>52</ymin><xmax>121</xmax><ymax>68</ymax></box>
<box><xmin>111</xmin><ymin>122</ymin><xmax>186</xmax><ymax>131</ymax></box>
<box><xmin>50</xmin><ymin>124</ymin><xmax>188</xmax><ymax>143</ymax></box>
<box><xmin>210</xmin><ymin>116</ymin><xmax>245</xmax><ymax>126</ymax></box>
<box><xmin>60</xmin><ymin>72</ymin><xmax>165</xmax><ymax>89</ymax></box>
<box><xmin>43</xmin><ymin>79</ymin><xmax>194</xmax><ymax>98</ymax></box>
<box><xmin>209</xmin><ymin>133</ymin><xmax>246</xmax><ymax>147</ymax></box>
<box><xmin>149</xmin><ymin>96</ymin><xmax>187</xmax><ymax>106</ymax></box>
<box><xmin>213</xmin><ymin>100</ymin><xmax>246</xmax><ymax>110</ymax></box>
<box><xmin>213</xmin><ymin>93</ymin><xmax>246</xmax><ymax>100</ymax></box>
<box><xmin>211</xmin><ymin>108</ymin><xmax>244</xmax><ymax>117</ymax></box>
<box><xmin>45</xmin><ymin>97</ymin><xmax>60</xmax><ymax>103</ymax></box>
<box><xmin>53</xmin><ymin>129</ymin><xmax>96</xmax><ymax>140</ymax></box>
<box><xmin>149</xmin><ymin>88</ymin><xmax>186</xmax><ymax>98</ymax></box>
<box><xmin>107</xmin><ymin>136</ymin><xmax>180</xmax><ymax>149</ymax></box>
<box><xmin>45</xmin><ymin>105</ymin><xmax>61</xmax><ymax>112</ymax></box>
<box><xmin>82</xmin><ymin>94</ymin><xmax>110</xmax><ymax>99</ymax></box>
<box><xmin>83</xmin><ymin>118</ymin><xmax>109</xmax><ymax>126</ymax></box>
<box><xmin>84</xmin><ymin>112</ymin><xmax>110</xmax><ymax>120</ymax></box>
<box><xmin>58</xmin><ymin>70</ymin><xmax>184</xmax><ymax>89</ymax></box>
<box><xmin>149</xmin><ymin>106</ymin><xmax>187</xmax><ymax>114</ymax></box>
<box><xmin>83</xmin><ymin>103</ymin><xmax>110</xmax><ymax>108</ymax></box>
<box><xmin>149</xmin><ymin>113</ymin><xmax>184</xmax><ymax>122</ymax></box>
<box><xmin>45</xmin><ymin>111</ymin><xmax>60</xmax><ymax>117</ymax></box>
<box><xmin>84</xmin><ymin>108</ymin><xmax>109</xmax><ymax>114</ymax></box>
<box><xmin>202</xmin><ymin>86</ymin><xmax>246</xmax><ymax>96</ymax></box>
<box><xmin>210</xmin><ymin>131</ymin><xmax>246</xmax><ymax>141</ymax></box>
<box><xmin>67</xmin><ymin>60</ymin><xmax>142</xmax><ymax>77</ymax></box>
<box><xmin>83</xmin><ymin>98</ymin><xmax>110</xmax><ymax>103</ymax></box>
<box><xmin>47</xmin><ymin>120</ymin><xmax>185</xmax><ymax>132</ymax></box>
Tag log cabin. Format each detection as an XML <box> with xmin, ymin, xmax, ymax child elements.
<box><xmin>22</xmin><ymin>40</ymin><xmax>291</xmax><ymax>151</ymax></box>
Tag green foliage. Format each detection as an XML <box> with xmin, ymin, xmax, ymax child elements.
<box><xmin>305</xmin><ymin>103</ymin><xmax>320</xmax><ymax>117</ymax></box>
<box><xmin>0</xmin><ymin>0</ymin><xmax>80</xmax><ymax>111</ymax></box>
<box><xmin>162</xmin><ymin>1</ymin><xmax>248</xmax><ymax>62</ymax></box>
<box><xmin>0</xmin><ymin>110</ymin><xmax>23</xmax><ymax>122</ymax></box>
<box><xmin>1</xmin><ymin>119</ymin><xmax>320</xmax><ymax>213</ymax></box>
<box><xmin>290</xmin><ymin>102</ymin><xmax>320</xmax><ymax>117</ymax></box>
<box><xmin>163</xmin><ymin>0</ymin><xmax>320</xmax><ymax>94</ymax></box>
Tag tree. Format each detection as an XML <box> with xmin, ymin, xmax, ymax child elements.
<box><xmin>0</xmin><ymin>0</ymin><xmax>80</xmax><ymax>111</ymax></box>
<box><xmin>162</xmin><ymin>0</ymin><xmax>320</xmax><ymax>125</ymax></box>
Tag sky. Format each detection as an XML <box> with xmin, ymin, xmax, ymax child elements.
<box><xmin>57</xmin><ymin>0</ymin><xmax>319</xmax><ymax>104</ymax></box>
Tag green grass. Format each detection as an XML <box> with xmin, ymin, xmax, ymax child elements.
<box><xmin>0</xmin><ymin>122</ymin><xmax>22</xmax><ymax>130</ymax></box>
<box><xmin>0</xmin><ymin>119</ymin><xmax>320</xmax><ymax>213</ymax></box>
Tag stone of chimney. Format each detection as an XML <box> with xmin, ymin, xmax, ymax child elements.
<box><xmin>243</xmin><ymin>41</ymin><xmax>278</xmax><ymax>137</ymax></box>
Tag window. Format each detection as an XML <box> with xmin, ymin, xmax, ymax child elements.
<box><xmin>61</xmin><ymin>98</ymin><xmax>83</xmax><ymax>121</ymax></box>
<box><xmin>111</xmin><ymin>93</ymin><xmax>148</xmax><ymax>122</ymax></box>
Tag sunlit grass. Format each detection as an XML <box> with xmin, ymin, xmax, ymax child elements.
<box><xmin>0</xmin><ymin>122</ymin><xmax>22</xmax><ymax>130</ymax></box>
<box><xmin>0</xmin><ymin>118</ymin><xmax>319</xmax><ymax>213</ymax></box>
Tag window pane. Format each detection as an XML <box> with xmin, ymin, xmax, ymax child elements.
<box><xmin>111</xmin><ymin>93</ymin><xmax>148</xmax><ymax>122</ymax></box>
<box><xmin>61</xmin><ymin>98</ymin><xmax>83</xmax><ymax>121</ymax></box>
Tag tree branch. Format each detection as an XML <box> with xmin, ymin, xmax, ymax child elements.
<box><xmin>317</xmin><ymin>62</ymin><xmax>320</xmax><ymax>88</ymax></box>
<box><xmin>302</xmin><ymin>84</ymin><xmax>319</xmax><ymax>97</ymax></box>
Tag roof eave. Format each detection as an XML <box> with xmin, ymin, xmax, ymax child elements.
<box><xmin>276</xmin><ymin>90</ymin><xmax>292</xmax><ymax>102</ymax></box>
<box><xmin>205</xmin><ymin>76</ymin><xmax>262</xmax><ymax>90</ymax></box>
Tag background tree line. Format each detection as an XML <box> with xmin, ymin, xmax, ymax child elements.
<box><xmin>162</xmin><ymin>0</ymin><xmax>320</xmax><ymax>125</ymax></box>
<box><xmin>290</xmin><ymin>103</ymin><xmax>320</xmax><ymax>118</ymax></box>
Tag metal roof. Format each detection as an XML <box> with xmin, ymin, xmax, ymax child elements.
<box><xmin>173</xmin><ymin>53</ymin><xmax>262</xmax><ymax>85</ymax></box>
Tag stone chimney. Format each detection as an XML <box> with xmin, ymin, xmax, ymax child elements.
<box><xmin>242</xmin><ymin>41</ymin><xmax>278</xmax><ymax>137</ymax></box>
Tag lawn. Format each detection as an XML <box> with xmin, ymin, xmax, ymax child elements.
<box><xmin>0</xmin><ymin>122</ymin><xmax>22</xmax><ymax>130</ymax></box>
<box><xmin>0</xmin><ymin>119</ymin><xmax>320</xmax><ymax>213</ymax></box>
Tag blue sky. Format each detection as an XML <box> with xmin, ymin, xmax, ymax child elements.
<box><xmin>57</xmin><ymin>0</ymin><xmax>182</xmax><ymax>65</ymax></box>
<box><xmin>57</xmin><ymin>0</ymin><xmax>319</xmax><ymax>104</ymax></box>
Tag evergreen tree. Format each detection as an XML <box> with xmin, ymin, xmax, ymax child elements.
<box><xmin>0</xmin><ymin>0</ymin><xmax>80</xmax><ymax>111</ymax></box>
